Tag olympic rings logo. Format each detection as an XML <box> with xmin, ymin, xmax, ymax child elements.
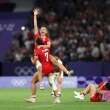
<box><xmin>11</xmin><ymin>79</ymin><xmax>27</xmax><ymax>87</ymax></box>
<box><xmin>0</xmin><ymin>23</ymin><xmax>15</xmax><ymax>31</ymax></box>
<box><xmin>14</xmin><ymin>66</ymin><xmax>35</xmax><ymax>76</ymax></box>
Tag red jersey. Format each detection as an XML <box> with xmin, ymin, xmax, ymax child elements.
<box><xmin>34</xmin><ymin>32</ymin><xmax>51</xmax><ymax>45</ymax></box>
<box><xmin>34</xmin><ymin>47</ymin><xmax>54</xmax><ymax>76</ymax></box>
<box><xmin>34</xmin><ymin>32</ymin><xmax>51</xmax><ymax>54</ymax></box>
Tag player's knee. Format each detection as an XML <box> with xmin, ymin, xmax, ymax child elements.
<box><xmin>31</xmin><ymin>79</ymin><xmax>36</xmax><ymax>84</ymax></box>
<box><xmin>32</xmin><ymin>76</ymin><xmax>38</xmax><ymax>84</ymax></box>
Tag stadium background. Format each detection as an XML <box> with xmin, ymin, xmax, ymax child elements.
<box><xmin>0</xmin><ymin>0</ymin><xmax>110</xmax><ymax>110</ymax></box>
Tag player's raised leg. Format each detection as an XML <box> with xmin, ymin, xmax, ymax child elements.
<box><xmin>49</xmin><ymin>55</ymin><xmax>73</xmax><ymax>76</ymax></box>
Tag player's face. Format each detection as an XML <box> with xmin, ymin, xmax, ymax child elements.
<box><xmin>40</xmin><ymin>27</ymin><xmax>48</xmax><ymax>36</ymax></box>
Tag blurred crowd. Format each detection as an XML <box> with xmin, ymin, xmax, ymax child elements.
<box><xmin>5</xmin><ymin>0</ymin><xmax>110</xmax><ymax>62</ymax></box>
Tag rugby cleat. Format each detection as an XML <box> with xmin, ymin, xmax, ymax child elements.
<box><xmin>54</xmin><ymin>97</ymin><xmax>61</xmax><ymax>104</ymax></box>
<box><xmin>25</xmin><ymin>97</ymin><xmax>36</xmax><ymax>103</ymax></box>
<box><xmin>74</xmin><ymin>91</ymin><xmax>84</xmax><ymax>100</ymax></box>
<box><xmin>68</xmin><ymin>70</ymin><xmax>74</xmax><ymax>76</ymax></box>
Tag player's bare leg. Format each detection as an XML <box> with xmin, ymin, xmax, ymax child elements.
<box><xmin>81</xmin><ymin>84</ymin><xmax>97</xmax><ymax>97</ymax></box>
<box><xmin>26</xmin><ymin>66</ymin><xmax>42</xmax><ymax>103</ymax></box>
<box><xmin>31</xmin><ymin>72</ymin><xmax>42</xmax><ymax>96</ymax></box>
<box><xmin>26</xmin><ymin>72</ymin><xmax>42</xmax><ymax>103</ymax></box>
<box><xmin>49</xmin><ymin>55</ymin><xmax>73</xmax><ymax>75</ymax></box>
<box><xmin>57</xmin><ymin>75</ymin><xmax>63</xmax><ymax>96</ymax></box>
<box><xmin>74</xmin><ymin>84</ymin><xmax>97</xmax><ymax>100</ymax></box>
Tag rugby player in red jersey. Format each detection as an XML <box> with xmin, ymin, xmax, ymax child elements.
<box><xmin>32</xmin><ymin>8</ymin><xmax>73</xmax><ymax>90</ymax></box>
<box><xmin>74</xmin><ymin>81</ymin><xmax>110</xmax><ymax>102</ymax></box>
<box><xmin>26</xmin><ymin>38</ymin><xmax>60</xmax><ymax>103</ymax></box>
<box><xmin>26</xmin><ymin>9</ymin><xmax>73</xmax><ymax>103</ymax></box>
<box><xmin>33</xmin><ymin>9</ymin><xmax>51</xmax><ymax>89</ymax></box>
<box><xmin>33</xmin><ymin>8</ymin><xmax>73</xmax><ymax>75</ymax></box>
<box><xmin>33</xmin><ymin>9</ymin><xmax>51</xmax><ymax>49</ymax></box>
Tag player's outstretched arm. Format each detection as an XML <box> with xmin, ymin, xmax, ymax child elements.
<box><xmin>33</xmin><ymin>9</ymin><xmax>39</xmax><ymax>33</ymax></box>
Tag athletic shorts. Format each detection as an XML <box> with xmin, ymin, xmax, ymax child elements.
<box><xmin>42</xmin><ymin>63</ymin><xmax>54</xmax><ymax>76</ymax></box>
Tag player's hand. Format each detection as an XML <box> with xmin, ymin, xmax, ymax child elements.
<box><xmin>31</xmin><ymin>57</ymin><xmax>35</xmax><ymax>64</ymax></box>
<box><xmin>33</xmin><ymin>9</ymin><xmax>39</xmax><ymax>15</ymax></box>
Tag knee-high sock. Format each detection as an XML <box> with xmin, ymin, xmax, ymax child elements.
<box><xmin>48</xmin><ymin>75</ymin><xmax>57</xmax><ymax>91</ymax></box>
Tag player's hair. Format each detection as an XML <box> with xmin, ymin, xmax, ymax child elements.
<box><xmin>35</xmin><ymin>38</ymin><xmax>44</xmax><ymax>45</ymax></box>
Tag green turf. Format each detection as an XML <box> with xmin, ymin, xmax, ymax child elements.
<box><xmin>0</xmin><ymin>88</ymin><xmax>110</xmax><ymax>110</ymax></box>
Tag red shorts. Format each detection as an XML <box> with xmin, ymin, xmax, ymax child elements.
<box><xmin>42</xmin><ymin>63</ymin><xmax>54</xmax><ymax>76</ymax></box>
<box><xmin>90</xmin><ymin>92</ymin><xmax>102</xmax><ymax>102</ymax></box>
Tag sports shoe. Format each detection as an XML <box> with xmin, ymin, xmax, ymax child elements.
<box><xmin>68</xmin><ymin>70</ymin><xmax>74</xmax><ymax>76</ymax></box>
<box><xmin>25</xmin><ymin>97</ymin><xmax>36</xmax><ymax>103</ymax></box>
<box><xmin>51</xmin><ymin>91</ymin><xmax>61</xmax><ymax>97</ymax></box>
<box><xmin>74</xmin><ymin>91</ymin><xmax>80</xmax><ymax>96</ymax></box>
<box><xmin>74</xmin><ymin>91</ymin><xmax>84</xmax><ymax>100</ymax></box>
<box><xmin>54</xmin><ymin>97</ymin><xmax>61</xmax><ymax>103</ymax></box>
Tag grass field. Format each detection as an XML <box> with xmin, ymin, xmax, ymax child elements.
<box><xmin>0</xmin><ymin>88</ymin><xmax>110</xmax><ymax>110</ymax></box>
